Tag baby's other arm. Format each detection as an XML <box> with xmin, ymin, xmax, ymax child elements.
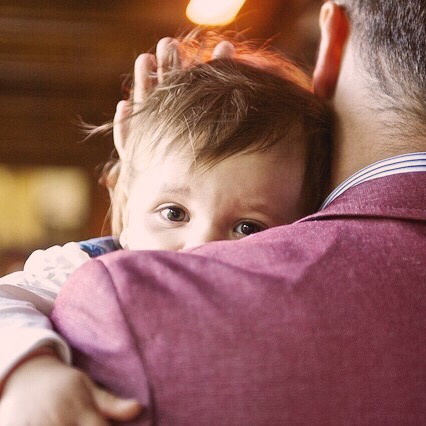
<box><xmin>0</xmin><ymin>242</ymin><xmax>89</xmax><ymax>387</ymax></box>
<box><xmin>0</xmin><ymin>242</ymin><xmax>141</xmax><ymax>425</ymax></box>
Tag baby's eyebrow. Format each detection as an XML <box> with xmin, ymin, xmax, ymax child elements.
<box><xmin>159</xmin><ymin>184</ymin><xmax>191</xmax><ymax>196</ymax></box>
<box><xmin>239</xmin><ymin>200</ymin><xmax>288</xmax><ymax>222</ymax></box>
<box><xmin>244</xmin><ymin>202</ymin><xmax>276</xmax><ymax>217</ymax></box>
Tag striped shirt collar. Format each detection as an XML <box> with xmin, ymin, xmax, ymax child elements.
<box><xmin>320</xmin><ymin>152</ymin><xmax>426</xmax><ymax>210</ymax></box>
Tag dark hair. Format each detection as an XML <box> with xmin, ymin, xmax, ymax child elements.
<box><xmin>103</xmin><ymin>37</ymin><xmax>331</xmax><ymax>235</ymax></box>
<box><xmin>342</xmin><ymin>0</ymin><xmax>426</xmax><ymax>130</ymax></box>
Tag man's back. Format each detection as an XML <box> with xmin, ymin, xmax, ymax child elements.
<box><xmin>52</xmin><ymin>173</ymin><xmax>426</xmax><ymax>425</ymax></box>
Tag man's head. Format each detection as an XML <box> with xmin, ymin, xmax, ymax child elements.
<box><xmin>105</xmin><ymin>38</ymin><xmax>331</xmax><ymax>246</ymax></box>
<box><xmin>344</xmin><ymin>0</ymin><xmax>425</xmax><ymax>130</ymax></box>
<box><xmin>313</xmin><ymin>0</ymin><xmax>426</xmax><ymax>183</ymax></box>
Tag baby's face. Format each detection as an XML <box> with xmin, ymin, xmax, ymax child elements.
<box><xmin>122</xmin><ymin>146</ymin><xmax>305</xmax><ymax>250</ymax></box>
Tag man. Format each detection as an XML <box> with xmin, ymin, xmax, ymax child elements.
<box><xmin>0</xmin><ymin>1</ymin><xmax>425</xmax><ymax>424</ymax></box>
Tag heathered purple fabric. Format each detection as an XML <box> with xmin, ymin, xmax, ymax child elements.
<box><xmin>51</xmin><ymin>173</ymin><xmax>426</xmax><ymax>425</ymax></box>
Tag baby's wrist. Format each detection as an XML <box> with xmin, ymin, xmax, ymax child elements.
<box><xmin>0</xmin><ymin>347</ymin><xmax>60</xmax><ymax>396</ymax></box>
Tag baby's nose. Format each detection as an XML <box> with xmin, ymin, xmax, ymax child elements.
<box><xmin>182</xmin><ymin>226</ymin><xmax>226</xmax><ymax>250</ymax></box>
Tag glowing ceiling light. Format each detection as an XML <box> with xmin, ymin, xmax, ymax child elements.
<box><xmin>186</xmin><ymin>0</ymin><xmax>247</xmax><ymax>26</ymax></box>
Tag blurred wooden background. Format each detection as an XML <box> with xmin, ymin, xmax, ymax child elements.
<box><xmin>0</xmin><ymin>0</ymin><xmax>322</xmax><ymax>273</ymax></box>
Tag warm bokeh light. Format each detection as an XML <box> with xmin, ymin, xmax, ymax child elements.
<box><xmin>0</xmin><ymin>165</ymin><xmax>89</xmax><ymax>249</ymax></box>
<box><xmin>186</xmin><ymin>0</ymin><xmax>246</xmax><ymax>26</ymax></box>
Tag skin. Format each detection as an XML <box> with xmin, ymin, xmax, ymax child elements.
<box><xmin>0</xmin><ymin>355</ymin><xmax>141</xmax><ymax>426</ymax></box>
<box><xmin>122</xmin><ymin>145</ymin><xmax>305</xmax><ymax>251</ymax></box>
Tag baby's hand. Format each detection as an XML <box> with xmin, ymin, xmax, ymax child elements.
<box><xmin>113</xmin><ymin>37</ymin><xmax>235</xmax><ymax>156</ymax></box>
<box><xmin>0</xmin><ymin>353</ymin><xmax>141</xmax><ymax>425</ymax></box>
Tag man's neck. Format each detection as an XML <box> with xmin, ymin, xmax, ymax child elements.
<box><xmin>329</xmin><ymin>112</ymin><xmax>426</xmax><ymax>190</ymax></box>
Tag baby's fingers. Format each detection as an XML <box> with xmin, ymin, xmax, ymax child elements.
<box><xmin>113</xmin><ymin>100</ymin><xmax>131</xmax><ymax>157</ymax></box>
<box><xmin>212</xmin><ymin>40</ymin><xmax>235</xmax><ymax>59</ymax></box>
<box><xmin>156</xmin><ymin>37</ymin><xmax>182</xmax><ymax>83</ymax></box>
<box><xmin>134</xmin><ymin>53</ymin><xmax>157</xmax><ymax>104</ymax></box>
<box><xmin>92</xmin><ymin>385</ymin><xmax>142</xmax><ymax>422</ymax></box>
<box><xmin>79</xmin><ymin>413</ymin><xmax>109</xmax><ymax>426</ymax></box>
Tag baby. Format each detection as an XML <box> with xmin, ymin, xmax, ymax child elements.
<box><xmin>0</xmin><ymin>35</ymin><xmax>330</xmax><ymax>423</ymax></box>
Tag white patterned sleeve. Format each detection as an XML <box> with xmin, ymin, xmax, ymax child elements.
<box><xmin>0</xmin><ymin>242</ymin><xmax>90</xmax><ymax>385</ymax></box>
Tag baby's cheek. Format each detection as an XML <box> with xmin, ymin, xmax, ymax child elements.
<box><xmin>123</xmin><ymin>225</ymin><xmax>155</xmax><ymax>250</ymax></box>
<box><xmin>124</xmin><ymin>221</ymin><xmax>183</xmax><ymax>251</ymax></box>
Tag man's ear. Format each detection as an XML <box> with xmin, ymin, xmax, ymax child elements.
<box><xmin>313</xmin><ymin>1</ymin><xmax>349</xmax><ymax>99</ymax></box>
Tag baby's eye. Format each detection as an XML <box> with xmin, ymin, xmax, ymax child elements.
<box><xmin>159</xmin><ymin>206</ymin><xmax>189</xmax><ymax>222</ymax></box>
<box><xmin>233</xmin><ymin>221</ymin><xmax>266</xmax><ymax>238</ymax></box>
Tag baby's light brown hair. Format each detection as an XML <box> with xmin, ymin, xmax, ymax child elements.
<box><xmin>101</xmin><ymin>35</ymin><xmax>331</xmax><ymax>236</ymax></box>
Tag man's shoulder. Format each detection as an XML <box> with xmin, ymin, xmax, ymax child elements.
<box><xmin>310</xmin><ymin>171</ymin><xmax>426</xmax><ymax>223</ymax></box>
<box><xmin>53</xmin><ymin>174</ymin><xmax>426</xmax><ymax>423</ymax></box>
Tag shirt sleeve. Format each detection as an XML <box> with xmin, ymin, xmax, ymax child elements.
<box><xmin>0</xmin><ymin>242</ymin><xmax>90</xmax><ymax>385</ymax></box>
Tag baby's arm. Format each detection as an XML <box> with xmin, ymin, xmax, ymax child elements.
<box><xmin>0</xmin><ymin>242</ymin><xmax>88</xmax><ymax>384</ymax></box>
<box><xmin>0</xmin><ymin>237</ymin><xmax>120</xmax><ymax>382</ymax></box>
<box><xmin>0</xmin><ymin>243</ymin><xmax>141</xmax><ymax>424</ymax></box>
